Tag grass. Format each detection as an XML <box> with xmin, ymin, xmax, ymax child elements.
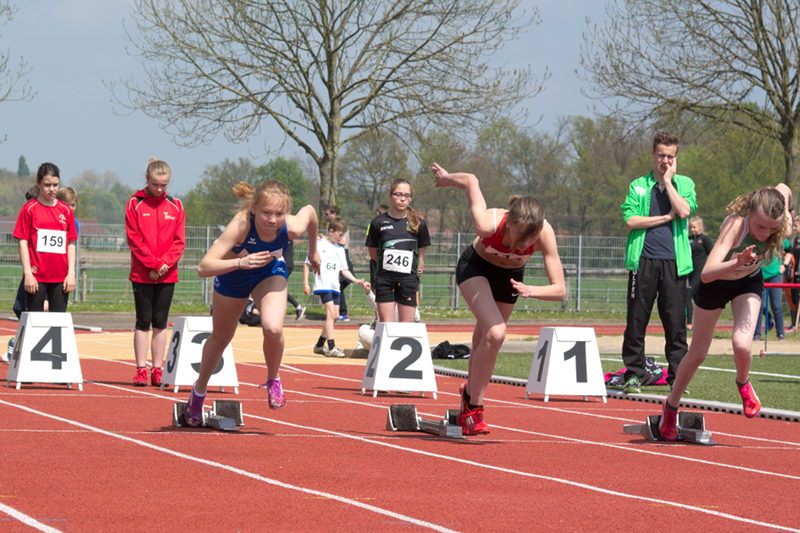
<box><xmin>434</xmin><ymin>352</ymin><xmax>800</xmax><ymax>413</ymax></box>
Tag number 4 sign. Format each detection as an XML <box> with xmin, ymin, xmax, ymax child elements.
<box><xmin>525</xmin><ymin>327</ymin><xmax>606</xmax><ymax>402</ymax></box>
<box><xmin>6</xmin><ymin>312</ymin><xmax>84</xmax><ymax>390</ymax></box>
<box><xmin>360</xmin><ymin>322</ymin><xmax>438</xmax><ymax>398</ymax></box>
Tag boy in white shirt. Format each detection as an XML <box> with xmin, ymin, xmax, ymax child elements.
<box><xmin>303</xmin><ymin>217</ymin><xmax>369</xmax><ymax>357</ymax></box>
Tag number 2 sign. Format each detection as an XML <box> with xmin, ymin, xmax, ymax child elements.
<box><xmin>525</xmin><ymin>327</ymin><xmax>607</xmax><ymax>402</ymax></box>
<box><xmin>361</xmin><ymin>322</ymin><xmax>438</xmax><ymax>398</ymax></box>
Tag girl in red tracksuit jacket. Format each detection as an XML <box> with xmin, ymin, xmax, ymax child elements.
<box><xmin>125</xmin><ymin>159</ymin><xmax>186</xmax><ymax>387</ymax></box>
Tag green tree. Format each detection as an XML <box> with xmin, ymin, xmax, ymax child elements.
<box><xmin>257</xmin><ymin>157</ymin><xmax>310</xmax><ymax>210</ymax></box>
<box><xmin>120</xmin><ymin>0</ymin><xmax>543</xmax><ymax>212</ymax></box>
<box><xmin>566</xmin><ymin>116</ymin><xmax>649</xmax><ymax>236</ymax></box>
<box><xmin>338</xmin><ymin>130</ymin><xmax>413</xmax><ymax>228</ymax></box>
<box><xmin>70</xmin><ymin>170</ymin><xmax>134</xmax><ymax>224</ymax></box>
<box><xmin>183</xmin><ymin>157</ymin><xmax>264</xmax><ymax>226</ymax></box>
<box><xmin>16</xmin><ymin>154</ymin><xmax>28</xmax><ymax>176</ymax></box>
<box><xmin>581</xmin><ymin>0</ymin><xmax>800</xmax><ymax>188</ymax></box>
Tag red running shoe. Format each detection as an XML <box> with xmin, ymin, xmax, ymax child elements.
<box><xmin>150</xmin><ymin>367</ymin><xmax>163</xmax><ymax>387</ymax></box>
<box><xmin>658</xmin><ymin>399</ymin><xmax>678</xmax><ymax>441</ymax></box>
<box><xmin>457</xmin><ymin>406</ymin><xmax>490</xmax><ymax>435</ymax></box>
<box><xmin>133</xmin><ymin>367</ymin><xmax>148</xmax><ymax>387</ymax></box>
<box><xmin>738</xmin><ymin>381</ymin><xmax>762</xmax><ymax>418</ymax></box>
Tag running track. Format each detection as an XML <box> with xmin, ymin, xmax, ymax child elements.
<box><xmin>2</xmin><ymin>354</ymin><xmax>798</xmax><ymax>532</ymax></box>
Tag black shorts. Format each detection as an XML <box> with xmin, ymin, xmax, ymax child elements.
<box><xmin>455</xmin><ymin>245</ymin><xmax>524</xmax><ymax>304</ymax></box>
<box><xmin>694</xmin><ymin>270</ymin><xmax>763</xmax><ymax>310</ymax></box>
<box><xmin>132</xmin><ymin>282</ymin><xmax>176</xmax><ymax>330</ymax></box>
<box><xmin>374</xmin><ymin>277</ymin><xmax>418</xmax><ymax>307</ymax></box>
<box><xmin>315</xmin><ymin>291</ymin><xmax>341</xmax><ymax>305</ymax></box>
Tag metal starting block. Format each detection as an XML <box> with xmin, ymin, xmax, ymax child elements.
<box><xmin>172</xmin><ymin>399</ymin><xmax>244</xmax><ymax>431</ymax></box>
<box><xmin>624</xmin><ymin>412</ymin><xmax>717</xmax><ymax>446</ymax></box>
<box><xmin>386</xmin><ymin>404</ymin><xmax>464</xmax><ymax>439</ymax></box>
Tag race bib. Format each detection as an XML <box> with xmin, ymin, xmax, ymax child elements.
<box><xmin>37</xmin><ymin>229</ymin><xmax>67</xmax><ymax>254</ymax></box>
<box><xmin>382</xmin><ymin>249</ymin><xmax>413</xmax><ymax>274</ymax></box>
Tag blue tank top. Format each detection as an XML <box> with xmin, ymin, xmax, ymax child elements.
<box><xmin>231</xmin><ymin>214</ymin><xmax>291</xmax><ymax>256</ymax></box>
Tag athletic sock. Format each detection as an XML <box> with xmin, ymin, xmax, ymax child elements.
<box><xmin>736</xmin><ymin>379</ymin><xmax>749</xmax><ymax>388</ymax></box>
<box><xmin>315</xmin><ymin>336</ymin><xmax>326</xmax><ymax>348</ymax></box>
<box><xmin>468</xmin><ymin>403</ymin><xmax>483</xmax><ymax>410</ymax></box>
<box><xmin>664</xmin><ymin>400</ymin><xmax>679</xmax><ymax>411</ymax></box>
<box><xmin>327</xmin><ymin>339</ymin><xmax>335</xmax><ymax>350</ymax></box>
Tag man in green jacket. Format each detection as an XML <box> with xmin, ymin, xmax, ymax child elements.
<box><xmin>620</xmin><ymin>132</ymin><xmax>697</xmax><ymax>393</ymax></box>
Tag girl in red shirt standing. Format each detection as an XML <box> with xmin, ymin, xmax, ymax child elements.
<box><xmin>125</xmin><ymin>159</ymin><xmax>186</xmax><ymax>387</ymax></box>
<box><xmin>13</xmin><ymin>162</ymin><xmax>77</xmax><ymax>313</ymax></box>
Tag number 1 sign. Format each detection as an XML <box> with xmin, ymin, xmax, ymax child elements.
<box><xmin>525</xmin><ymin>327</ymin><xmax>606</xmax><ymax>402</ymax></box>
<box><xmin>360</xmin><ymin>322</ymin><xmax>438</xmax><ymax>398</ymax></box>
<box><xmin>6</xmin><ymin>312</ymin><xmax>84</xmax><ymax>390</ymax></box>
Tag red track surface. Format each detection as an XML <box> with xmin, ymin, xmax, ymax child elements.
<box><xmin>2</xmin><ymin>356</ymin><xmax>798</xmax><ymax>532</ymax></box>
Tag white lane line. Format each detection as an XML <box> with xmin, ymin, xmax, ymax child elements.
<box><xmin>0</xmin><ymin>502</ymin><xmax>62</xmax><ymax>533</ymax></box>
<box><xmin>281</xmin><ymin>364</ymin><xmax>800</xmax><ymax>448</ymax></box>
<box><xmin>0</xmin><ymin>398</ymin><xmax>458</xmax><ymax>533</ymax></box>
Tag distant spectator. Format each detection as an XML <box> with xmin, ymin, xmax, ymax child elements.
<box><xmin>686</xmin><ymin>216</ymin><xmax>713</xmax><ymax>327</ymax></box>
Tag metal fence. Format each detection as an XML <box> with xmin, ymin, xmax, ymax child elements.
<box><xmin>0</xmin><ymin>222</ymin><xmax>630</xmax><ymax>313</ymax></box>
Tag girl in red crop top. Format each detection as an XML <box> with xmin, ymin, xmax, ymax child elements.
<box><xmin>432</xmin><ymin>162</ymin><xmax>566</xmax><ymax>435</ymax></box>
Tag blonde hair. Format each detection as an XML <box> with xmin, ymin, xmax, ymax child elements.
<box><xmin>232</xmin><ymin>179</ymin><xmax>291</xmax><ymax>214</ymax></box>
<box><xmin>726</xmin><ymin>188</ymin><xmax>788</xmax><ymax>261</ymax></box>
<box><xmin>389</xmin><ymin>178</ymin><xmax>420</xmax><ymax>233</ymax></box>
<box><xmin>328</xmin><ymin>216</ymin><xmax>348</xmax><ymax>234</ymax></box>
<box><xmin>689</xmin><ymin>216</ymin><xmax>704</xmax><ymax>233</ymax></box>
<box><xmin>506</xmin><ymin>195</ymin><xmax>545</xmax><ymax>248</ymax></box>
<box><xmin>56</xmin><ymin>186</ymin><xmax>78</xmax><ymax>205</ymax></box>
<box><xmin>146</xmin><ymin>158</ymin><xmax>171</xmax><ymax>180</ymax></box>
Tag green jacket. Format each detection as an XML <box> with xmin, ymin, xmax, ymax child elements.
<box><xmin>621</xmin><ymin>172</ymin><xmax>697</xmax><ymax>275</ymax></box>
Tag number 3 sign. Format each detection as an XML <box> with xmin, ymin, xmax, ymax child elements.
<box><xmin>161</xmin><ymin>316</ymin><xmax>239</xmax><ymax>394</ymax></box>
<box><xmin>6</xmin><ymin>312</ymin><xmax>84</xmax><ymax>390</ymax></box>
<box><xmin>524</xmin><ymin>327</ymin><xmax>607</xmax><ymax>402</ymax></box>
<box><xmin>360</xmin><ymin>322</ymin><xmax>438</xmax><ymax>398</ymax></box>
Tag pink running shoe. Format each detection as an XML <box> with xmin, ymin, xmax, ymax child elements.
<box><xmin>183</xmin><ymin>385</ymin><xmax>206</xmax><ymax>427</ymax></box>
<box><xmin>260</xmin><ymin>379</ymin><xmax>287</xmax><ymax>409</ymax></box>
<box><xmin>456</xmin><ymin>406</ymin><xmax>490</xmax><ymax>435</ymax></box>
<box><xmin>133</xmin><ymin>367</ymin><xmax>148</xmax><ymax>387</ymax></box>
<box><xmin>738</xmin><ymin>381</ymin><xmax>762</xmax><ymax>418</ymax></box>
<box><xmin>658</xmin><ymin>399</ymin><xmax>678</xmax><ymax>441</ymax></box>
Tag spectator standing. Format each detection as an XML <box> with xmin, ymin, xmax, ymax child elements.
<box><xmin>620</xmin><ymin>132</ymin><xmax>697</xmax><ymax>393</ymax></box>
<box><xmin>125</xmin><ymin>159</ymin><xmax>186</xmax><ymax>387</ymax></box>
<box><xmin>13</xmin><ymin>163</ymin><xmax>77</xmax><ymax>313</ymax></box>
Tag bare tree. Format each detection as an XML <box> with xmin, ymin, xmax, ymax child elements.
<box><xmin>0</xmin><ymin>1</ymin><xmax>33</xmax><ymax>139</ymax></box>
<box><xmin>119</xmin><ymin>0</ymin><xmax>544</xmax><ymax>210</ymax></box>
<box><xmin>581</xmin><ymin>0</ymin><xmax>800</xmax><ymax>187</ymax></box>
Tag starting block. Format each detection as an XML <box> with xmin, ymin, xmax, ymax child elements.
<box><xmin>172</xmin><ymin>399</ymin><xmax>244</xmax><ymax>432</ymax></box>
<box><xmin>623</xmin><ymin>412</ymin><xmax>717</xmax><ymax>446</ymax></box>
<box><xmin>386</xmin><ymin>404</ymin><xmax>463</xmax><ymax>439</ymax></box>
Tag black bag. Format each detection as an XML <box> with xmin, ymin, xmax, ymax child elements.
<box><xmin>431</xmin><ymin>341</ymin><xmax>470</xmax><ymax>359</ymax></box>
<box><xmin>238</xmin><ymin>300</ymin><xmax>260</xmax><ymax>327</ymax></box>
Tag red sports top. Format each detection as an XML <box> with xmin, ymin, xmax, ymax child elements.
<box><xmin>125</xmin><ymin>189</ymin><xmax>186</xmax><ymax>283</ymax></box>
<box><xmin>13</xmin><ymin>199</ymin><xmax>78</xmax><ymax>282</ymax></box>
<box><xmin>479</xmin><ymin>210</ymin><xmax>536</xmax><ymax>262</ymax></box>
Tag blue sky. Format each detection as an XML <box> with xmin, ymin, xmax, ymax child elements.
<box><xmin>0</xmin><ymin>0</ymin><xmax>607</xmax><ymax>195</ymax></box>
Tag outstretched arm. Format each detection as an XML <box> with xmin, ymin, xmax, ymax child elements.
<box><xmin>432</xmin><ymin>162</ymin><xmax>496</xmax><ymax>237</ymax></box>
